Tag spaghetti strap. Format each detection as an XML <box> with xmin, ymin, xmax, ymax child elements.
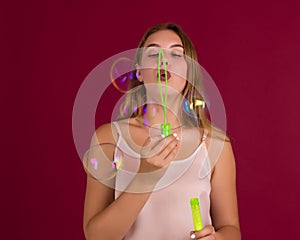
<box><xmin>201</xmin><ymin>128</ymin><xmax>208</xmax><ymax>142</ymax></box>
<box><xmin>111</xmin><ymin>121</ymin><xmax>122</xmax><ymax>141</ymax></box>
<box><xmin>112</xmin><ymin>121</ymin><xmax>121</xmax><ymax>134</ymax></box>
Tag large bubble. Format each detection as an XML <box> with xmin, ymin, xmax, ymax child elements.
<box><xmin>73</xmin><ymin>47</ymin><xmax>227</xmax><ymax>193</ymax></box>
<box><xmin>110</xmin><ymin>57</ymin><xmax>136</xmax><ymax>93</ymax></box>
<box><xmin>83</xmin><ymin>143</ymin><xmax>123</xmax><ymax>183</ymax></box>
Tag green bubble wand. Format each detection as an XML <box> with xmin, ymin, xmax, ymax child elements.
<box><xmin>158</xmin><ymin>49</ymin><xmax>171</xmax><ymax>137</ymax></box>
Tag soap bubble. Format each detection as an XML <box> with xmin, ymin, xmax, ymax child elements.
<box><xmin>73</xmin><ymin>47</ymin><xmax>228</xmax><ymax>191</ymax></box>
<box><xmin>83</xmin><ymin>143</ymin><xmax>123</xmax><ymax>184</ymax></box>
<box><xmin>110</xmin><ymin>57</ymin><xmax>139</xmax><ymax>93</ymax></box>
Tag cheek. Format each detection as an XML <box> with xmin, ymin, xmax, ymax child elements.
<box><xmin>140</xmin><ymin>69</ymin><xmax>156</xmax><ymax>82</ymax></box>
<box><xmin>140</xmin><ymin>57</ymin><xmax>158</xmax><ymax>69</ymax></box>
<box><xmin>178</xmin><ymin>79</ymin><xmax>187</xmax><ymax>92</ymax></box>
<box><xmin>173</xmin><ymin>67</ymin><xmax>187</xmax><ymax>92</ymax></box>
<box><xmin>170</xmin><ymin>61</ymin><xmax>187</xmax><ymax>80</ymax></box>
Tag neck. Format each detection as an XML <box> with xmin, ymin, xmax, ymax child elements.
<box><xmin>143</xmin><ymin>83</ymin><xmax>184</xmax><ymax>126</ymax></box>
<box><xmin>142</xmin><ymin>105</ymin><xmax>181</xmax><ymax>127</ymax></box>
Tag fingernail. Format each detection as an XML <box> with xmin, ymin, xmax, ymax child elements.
<box><xmin>173</xmin><ymin>133</ymin><xmax>179</xmax><ymax>140</ymax></box>
<box><xmin>190</xmin><ymin>233</ymin><xmax>196</xmax><ymax>239</ymax></box>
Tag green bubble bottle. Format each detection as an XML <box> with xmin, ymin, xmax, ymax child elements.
<box><xmin>190</xmin><ymin>198</ymin><xmax>203</xmax><ymax>231</ymax></box>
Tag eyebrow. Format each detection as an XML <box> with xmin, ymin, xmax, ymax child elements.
<box><xmin>145</xmin><ymin>43</ymin><xmax>184</xmax><ymax>49</ymax></box>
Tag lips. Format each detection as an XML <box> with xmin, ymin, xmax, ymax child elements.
<box><xmin>157</xmin><ymin>70</ymin><xmax>171</xmax><ymax>81</ymax></box>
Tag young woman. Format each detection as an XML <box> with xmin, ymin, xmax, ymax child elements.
<box><xmin>83</xmin><ymin>23</ymin><xmax>241</xmax><ymax>240</ymax></box>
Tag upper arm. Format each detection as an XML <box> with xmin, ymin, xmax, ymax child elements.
<box><xmin>83</xmin><ymin>123</ymin><xmax>118</xmax><ymax>234</ymax></box>
<box><xmin>209</xmin><ymin>140</ymin><xmax>240</xmax><ymax>231</ymax></box>
<box><xmin>83</xmin><ymin>175</ymin><xmax>114</xmax><ymax>235</ymax></box>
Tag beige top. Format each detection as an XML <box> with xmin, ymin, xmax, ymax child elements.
<box><xmin>112</xmin><ymin>122</ymin><xmax>212</xmax><ymax>240</ymax></box>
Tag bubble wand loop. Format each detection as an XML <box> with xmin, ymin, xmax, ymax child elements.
<box><xmin>158</xmin><ymin>49</ymin><xmax>170</xmax><ymax>137</ymax></box>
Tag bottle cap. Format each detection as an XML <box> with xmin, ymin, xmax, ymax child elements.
<box><xmin>190</xmin><ymin>198</ymin><xmax>199</xmax><ymax>206</ymax></box>
<box><xmin>161</xmin><ymin>123</ymin><xmax>171</xmax><ymax>137</ymax></box>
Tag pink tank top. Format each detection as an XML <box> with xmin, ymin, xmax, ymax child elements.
<box><xmin>112</xmin><ymin>122</ymin><xmax>212</xmax><ymax>240</ymax></box>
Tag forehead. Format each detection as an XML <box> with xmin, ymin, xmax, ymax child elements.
<box><xmin>144</xmin><ymin>30</ymin><xmax>183</xmax><ymax>48</ymax></box>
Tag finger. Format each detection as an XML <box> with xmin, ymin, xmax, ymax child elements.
<box><xmin>148</xmin><ymin>133</ymin><xmax>177</xmax><ymax>157</ymax></box>
<box><xmin>162</xmin><ymin>140</ymin><xmax>179</xmax><ymax>162</ymax></box>
<box><xmin>145</xmin><ymin>136</ymin><xmax>178</xmax><ymax>168</ymax></box>
<box><xmin>156</xmin><ymin>133</ymin><xmax>179</xmax><ymax>148</ymax></box>
<box><xmin>190</xmin><ymin>233</ymin><xmax>216</xmax><ymax>239</ymax></box>
<box><xmin>141</xmin><ymin>134</ymin><xmax>176</xmax><ymax>158</ymax></box>
<box><xmin>150</xmin><ymin>135</ymin><xmax>168</xmax><ymax>150</ymax></box>
<box><xmin>148</xmin><ymin>140</ymin><xmax>178</xmax><ymax>168</ymax></box>
<box><xmin>191</xmin><ymin>235</ymin><xmax>216</xmax><ymax>240</ymax></box>
<box><xmin>190</xmin><ymin>225</ymin><xmax>215</xmax><ymax>239</ymax></box>
<box><xmin>158</xmin><ymin>135</ymin><xmax>179</xmax><ymax>160</ymax></box>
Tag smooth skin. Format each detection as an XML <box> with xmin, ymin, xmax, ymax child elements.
<box><xmin>83</xmin><ymin>30</ymin><xmax>241</xmax><ymax>240</ymax></box>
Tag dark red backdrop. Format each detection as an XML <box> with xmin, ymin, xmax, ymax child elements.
<box><xmin>1</xmin><ymin>0</ymin><xmax>300</xmax><ymax>239</ymax></box>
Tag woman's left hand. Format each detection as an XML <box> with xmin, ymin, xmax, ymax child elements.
<box><xmin>190</xmin><ymin>225</ymin><xmax>216</xmax><ymax>239</ymax></box>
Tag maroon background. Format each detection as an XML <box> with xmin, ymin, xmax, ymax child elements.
<box><xmin>1</xmin><ymin>0</ymin><xmax>300</xmax><ymax>239</ymax></box>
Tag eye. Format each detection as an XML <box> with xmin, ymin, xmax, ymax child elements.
<box><xmin>145</xmin><ymin>47</ymin><xmax>160</xmax><ymax>58</ymax></box>
<box><xmin>171</xmin><ymin>52</ymin><xmax>183</xmax><ymax>58</ymax></box>
<box><xmin>147</xmin><ymin>53</ymin><xmax>159</xmax><ymax>58</ymax></box>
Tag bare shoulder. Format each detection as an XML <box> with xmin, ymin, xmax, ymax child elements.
<box><xmin>203</xmin><ymin>126</ymin><xmax>233</xmax><ymax>174</ymax></box>
<box><xmin>210</xmin><ymin>136</ymin><xmax>236</xmax><ymax>180</ymax></box>
<box><xmin>91</xmin><ymin>122</ymin><xmax>118</xmax><ymax>145</ymax></box>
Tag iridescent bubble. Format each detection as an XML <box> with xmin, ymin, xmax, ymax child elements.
<box><xmin>83</xmin><ymin>143</ymin><xmax>123</xmax><ymax>182</ymax></box>
<box><xmin>183</xmin><ymin>98</ymin><xmax>193</xmax><ymax>116</ymax></box>
<box><xmin>73</xmin><ymin>47</ymin><xmax>228</xmax><ymax>191</ymax></box>
<box><xmin>122</xmin><ymin>105</ymin><xmax>129</xmax><ymax>115</ymax></box>
<box><xmin>110</xmin><ymin>57</ymin><xmax>137</xmax><ymax>93</ymax></box>
<box><xmin>142</xmin><ymin>105</ymin><xmax>147</xmax><ymax>116</ymax></box>
<box><xmin>113</xmin><ymin>155</ymin><xmax>122</xmax><ymax>170</ymax></box>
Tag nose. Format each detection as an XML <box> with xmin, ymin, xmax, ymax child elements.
<box><xmin>160</xmin><ymin>57</ymin><xmax>168</xmax><ymax>66</ymax></box>
<box><xmin>158</xmin><ymin>49</ymin><xmax>169</xmax><ymax>67</ymax></box>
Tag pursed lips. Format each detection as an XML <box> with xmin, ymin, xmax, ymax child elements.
<box><xmin>156</xmin><ymin>69</ymin><xmax>171</xmax><ymax>81</ymax></box>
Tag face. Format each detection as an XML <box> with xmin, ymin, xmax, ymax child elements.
<box><xmin>137</xmin><ymin>30</ymin><xmax>187</xmax><ymax>93</ymax></box>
